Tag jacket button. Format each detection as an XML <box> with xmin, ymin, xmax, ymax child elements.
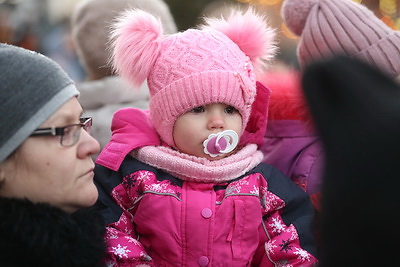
<box><xmin>201</xmin><ymin>208</ymin><xmax>212</xmax><ymax>218</ymax></box>
<box><xmin>198</xmin><ymin>256</ymin><xmax>209</xmax><ymax>266</ymax></box>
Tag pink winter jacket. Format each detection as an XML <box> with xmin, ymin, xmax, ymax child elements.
<box><xmin>94</xmin><ymin>108</ymin><xmax>318</xmax><ymax>266</ymax></box>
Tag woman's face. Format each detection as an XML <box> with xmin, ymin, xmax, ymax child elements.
<box><xmin>0</xmin><ymin>97</ymin><xmax>100</xmax><ymax>213</ymax></box>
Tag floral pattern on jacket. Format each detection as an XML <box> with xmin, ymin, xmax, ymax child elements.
<box><xmin>95</xmin><ymin>157</ymin><xmax>318</xmax><ymax>266</ymax></box>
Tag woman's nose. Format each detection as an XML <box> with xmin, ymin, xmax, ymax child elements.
<box><xmin>78</xmin><ymin>130</ymin><xmax>100</xmax><ymax>158</ymax></box>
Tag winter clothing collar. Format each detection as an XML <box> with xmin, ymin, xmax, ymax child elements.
<box><xmin>0</xmin><ymin>197</ymin><xmax>105</xmax><ymax>267</ymax></box>
<box><xmin>95</xmin><ymin>108</ymin><xmax>160</xmax><ymax>171</ymax></box>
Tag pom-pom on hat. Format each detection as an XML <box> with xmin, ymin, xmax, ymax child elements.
<box><xmin>281</xmin><ymin>0</ymin><xmax>400</xmax><ymax>78</ymax></box>
<box><xmin>110</xmin><ymin>8</ymin><xmax>276</xmax><ymax>147</ymax></box>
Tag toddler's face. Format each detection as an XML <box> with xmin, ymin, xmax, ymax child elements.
<box><xmin>173</xmin><ymin>103</ymin><xmax>242</xmax><ymax>160</ymax></box>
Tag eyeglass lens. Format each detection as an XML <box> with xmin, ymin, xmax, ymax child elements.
<box><xmin>61</xmin><ymin>125</ymin><xmax>81</xmax><ymax>146</ymax></box>
<box><xmin>60</xmin><ymin>118</ymin><xmax>92</xmax><ymax>147</ymax></box>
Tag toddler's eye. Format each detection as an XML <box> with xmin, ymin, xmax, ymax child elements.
<box><xmin>190</xmin><ymin>106</ymin><xmax>205</xmax><ymax>113</ymax></box>
<box><xmin>225</xmin><ymin>106</ymin><xmax>238</xmax><ymax>114</ymax></box>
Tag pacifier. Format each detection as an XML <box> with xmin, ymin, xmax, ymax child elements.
<box><xmin>203</xmin><ymin>130</ymin><xmax>239</xmax><ymax>157</ymax></box>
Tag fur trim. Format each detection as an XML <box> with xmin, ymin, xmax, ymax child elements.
<box><xmin>0</xmin><ymin>197</ymin><xmax>106</xmax><ymax>267</ymax></box>
<box><xmin>110</xmin><ymin>9</ymin><xmax>164</xmax><ymax>87</ymax></box>
<box><xmin>202</xmin><ymin>8</ymin><xmax>277</xmax><ymax>74</ymax></box>
<box><xmin>259</xmin><ymin>69</ymin><xmax>311</xmax><ymax>122</ymax></box>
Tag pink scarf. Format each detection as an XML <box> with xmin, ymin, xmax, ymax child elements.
<box><xmin>131</xmin><ymin>144</ymin><xmax>263</xmax><ymax>183</ymax></box>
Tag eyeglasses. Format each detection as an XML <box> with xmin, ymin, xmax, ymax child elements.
<box><xmin>30</xmin><ymin>117</ymin><xmax>92</xmax><ymax>147</ymax></box>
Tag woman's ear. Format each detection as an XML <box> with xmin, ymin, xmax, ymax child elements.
<box><xmin>0</xmin><ymin>156</ymin><xmax>12</xmax><ymax>185</ymax></box>
<box><xmin>0</xmin><ymin>164</ymin><xmax>5</xmax><ymax>184</ymax></box>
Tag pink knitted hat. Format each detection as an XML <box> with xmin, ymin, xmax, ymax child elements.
<box><xmin>110</xmin><ymin>8</ymin><xmax>276</xmax><ymax>147</ymax></box>
<box><xmin>282</xmin><ymin>0</ymin><xmax>400</xmax><ymax>77</ymax></box>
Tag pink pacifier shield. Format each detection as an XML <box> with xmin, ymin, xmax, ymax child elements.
<box><xmin>203</xmin><ymin>130</ymin><xmax>239</xmax><ymax>157</ymax></box>
<box><xmin>206</xmin><ymin>135</ymin><xmax>228</xmax><ymax>155</ymax></box>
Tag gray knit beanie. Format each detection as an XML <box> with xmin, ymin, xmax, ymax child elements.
<box><xmin>71</xmin><ymin>0</ymin><xmax>177</xmax><ymax>79</ymax></box>
<box><xmin>0</xmin><ymin>44</ymin><xmax>80</xmax><ymax>162</ymax></box>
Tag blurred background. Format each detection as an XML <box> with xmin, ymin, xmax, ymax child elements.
<box><xmin>1</xmin><ymin>0</ymin><xmax>399</xmax><ymax>82</ymax></box>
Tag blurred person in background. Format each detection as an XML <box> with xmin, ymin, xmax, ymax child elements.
<box><xmin>264</xmin><ymin>0</ymin><xmax>400</xmax><ymax>213</ymax></box>
<box><xmin>70</xmin><ymin>0</ymin><xmax>177</xmax><ymax>153</ymax></box>
<box><xmin>0</xmin><ymin>0</ymin><xmax>85</xmax><ymax>81</ymax></box>
<box><xmin>259</xmin><ymin>0</ymin><xmax>400</xmax><ymax>252</ymax></box>
<box><xmin>302</xmin><ymin>55</ymin><xmax>400</xmax><ymax>267</ymax></box>
<box><xmin>0</xmin><ymin>0</ymin><xmax>44</xmax><ymax>50</ymax></box>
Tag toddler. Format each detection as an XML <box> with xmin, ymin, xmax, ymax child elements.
<box><xmin>94</xmin><ymin>8</ymin><xmax>318</xmax><ymax>266</ymax></box>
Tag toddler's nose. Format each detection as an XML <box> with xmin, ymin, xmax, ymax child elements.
<box><xmin>208</xmin><ymin>113</ymin><xmax>225</xmax><ymax>130</ymax></box>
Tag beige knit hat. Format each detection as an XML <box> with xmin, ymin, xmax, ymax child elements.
<box><xmin>71</xmin><ymin>0</ymin><xmax>177</xmax><ymax>80</ymax></box>
<box><xmin>281</xmin><ymin>0</ymin><xmax>400</xmax><ymax>78</ymax></box>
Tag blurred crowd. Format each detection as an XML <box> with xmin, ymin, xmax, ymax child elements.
<box><xmin>1</xmin><ymin>0</ymin><xmax>396</xmax><ymax>85</ymax></box>
<box><xmin>0</xmin><ymin>0</ymin><xmax>85</xmax><ymax>81</ymax></box>
<box><xmin>0</xmin><ymin>0</ymin><xmax>301</xmax><ymax>83</ymax></box>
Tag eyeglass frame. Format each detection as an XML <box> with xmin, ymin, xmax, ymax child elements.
<box><xmin>30</xmin><ymin>117</ymin><xmax>93</xmax><ymax>147</ymax></box>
